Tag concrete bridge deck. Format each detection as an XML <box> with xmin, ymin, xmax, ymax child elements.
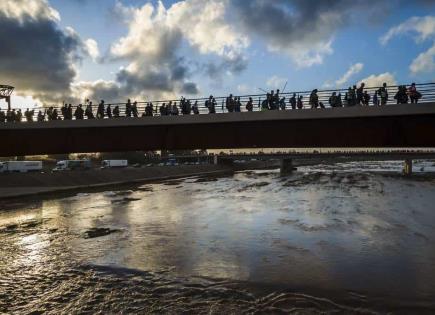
<box><xmin>1</xmin><ymin>102</ymin><xmax>435</xmax><ymax>156</ymax></box>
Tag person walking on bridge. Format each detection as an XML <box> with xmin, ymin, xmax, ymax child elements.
<box><xmin>246</xmin><ymin>97</ymin><xmax>254</xmax><ymax>112</ymax></box>
<box><xmin>289</xmin><ymin>93</ymin><xmax>296</xmax><ymax>110</ymax></box>
<box><xmin>356</xmin><ymin>83</ymin><xmax>365</xmax><ymax>105</ymax></box>
<box><xmin>379</xmin><ymin>83</ymin><xmax>388</xmax><ymax>105</ymax></box>
<box><xmin>106</xmin><ymin>104</ymin><xmax>112</xmax><ymax>118</ymax></box>
<box><xmin>309</xmin><ymin>89</ymin><xmax>319</xmax><ymax>109</ymax></box>
<box><xmin>97</xmin><ymin>100</ymin><xmax>105</xmax><ymax>119</ymax></box>
<box><xmin>408</xmin><ymin>83</ymin><xmax>421</xmax><ymax>104</ymax></box>
<box><xmin>74</xmin><ymin>104</ymin><xmax>84</xmax><ymax>120</ymax></box>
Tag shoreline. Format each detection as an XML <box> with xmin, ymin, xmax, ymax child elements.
<box><xmin>0</xmin><ymin>165</ymin><xmax>234</xmax><ymax>202</ymax></box>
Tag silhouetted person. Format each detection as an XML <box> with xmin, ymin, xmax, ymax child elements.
<box><xmin>159</xmin><ymin>103</ymin><xmax>167</xmax><ymax>116</ymax></box>
<box><xmin>289</xmin><ymin>93</ymin><xmax>296</xmax><ymax>109</ymax></box>
<box><xmin>192</xmin><ymin>102</ymin><xmax>199</xmax><ymax>114</ymax></box>
<box><xmin>297</xmin><ymin>95</ymin><xmax>303</xmax><ymax>109</ymax></box>
<box><xmin>235</xmin><ymin>97</ymin><xmax>241</xmax><ymax>112</ymax></box>
<box><xmin>394</xmin><ymin>85</ymin><xmax>408</xmax><ymax>104</ymax></box>
<box><xmin>37</xmin><ymin>110</ymin><xmax>45</xmax><ymax>122</ymax></box>
<box><xmin>261</xmin><ymin>94</ymin><xmax>269</xmax><ymax>111</ymax></box>
<box><xmin>51</xmin><ymin>108</ymin><xmax>58</xmax><ymax>120</ymax></box>
<box><xmin>329</xmin><ymin>92</ymin><xmax>338</xmax><ymax>107</ymax></box>
<box><xmin>6</xmin><ymin>110</ymin><xmax>14</xmax><ymax>122</ymax></box>
<box><xmin>408</xmin><ymin>83</ymin><xmax>421</xmax><ymax>104</ymax></box>
<box><xmin>74</xmin><ymin>104</ymin><xmax>84</xmax><ymax>119</ymax></box>
<box><xmin>171</xmin><ymin>103</ymin><xmax>179</xmax><ymax>115</ymax></box>
<box><xmin>206</xmin><ymin>95</ymin><xmax>216</xmax><ymax>114</ymax></box>
<box><xmin>16</xmin><ymin>109</ymin><xmax>23</xmax><ymax>122</ymax></box>
<box><xmin>346</xmin><ymin>86</ymin><xmax>356</xmax><ymax>106</ymax></box>
<box><xmin>126</xmin><ymin>99</ymin><xmax>132</xmax><ymax>117</ymax></box>
<box><xmin>66</xmin><ymin>104</ymin><xmax>73</xmax><ymax>120</ymax></box>
<box><xmin>97</xmin><ymin>100</ymin><xmax>105</xmax><ymax>119</ymax></box>
<box><xmin>106</xmin><ymin>104</ymin><xmax>112</xmax><ymax>118</ymax></box>
<box><xmin>25</xmin><ymin>108</ymin><xmax>34</xmax><ymax>122</ymax></box>
<box><xmin>0</xmin><ymin>109</ymin><xmax>5</xmax><ymax>122</ymax></box>
<box><xmin>144</xmin><ymin>103</ymin><xmax>153</xmax><ymax>116</ymax></box>
<box><xmin>61</xmin><ymin>103</ymin><xmax>67</xmax><ymax>119</ymax></box>
<box><xmin>132</xmin><ymin>101</ymin><xmax>139</xmax><ymax>117</ymax></box>
<box><xmin>379</xmin><ymin>83</ymin><xmax>388</xmax><ymax>105</ymax></box>
<box><xmin>113</xmin><ymin>106</ymin><xmax>120</xmax><ymax>118</ymax></box>
<box><xmin>246</xmin><ymin>97</ymin><xmax>254</xmax><ymax>112</ymax></box>
<box><xmin>226</xmin><ymin>94</ymin><xmax>235</xmax><ymax>112</ymax></box>
<box><xmin>356</xmin><ymin>83</ymin><xmax>365</xmax><ymax>105</ymax></box>
<box><xmin>85</xmin><ymin>102</ymin><xmax>94</xmax><ymax>119</ymax></box>
<box><xmin>309</xmin><ymin>89</ymin><xmax>319</xmax><ymax>109</ymax></box>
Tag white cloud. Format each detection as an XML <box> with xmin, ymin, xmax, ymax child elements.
<box><xmin>335</xmin><ymin>63</ymin><xmax>364</xmax><ymax>87</ymax></box>
<box><xmin>358</xmin><ymin>72</ymin><xmax>397</xmax><ymax>88</ymax></box>
<box><xmin>266</xmin><ymin>76</ymin><xmax>287</xmax><ymax>89</ymax></box>
<box><xmin>237</xmin><ymin>84</ymin><xmax>251</xmax><ymax>94</ymax></box>
<box><xmin>410</xmin><ymin>42</ymin><xmax>435</xmax><ymax>75</ymax></box>
<box><xmin>1</xmin><ymin>0</ymin><xmax>60</xmax><ymax>22</ymax></box>
<box><xmin>380</xmin><ymin>16</ymin><xmax>435</xmax><ymax>45</ymax></box>
<box><xmin>276</xmin><ymin>39</ymin><xmax>334</xmax><ymax>68</ymax></box>
<box><xmin>111</xmin><ymin>0</ymin><xmax>248</xmax><ymax>60</ymax></box>
<box><xmin>84</xmin><ymin>39</ymin><xmax>100</xmax><ymax>62</ymax></box>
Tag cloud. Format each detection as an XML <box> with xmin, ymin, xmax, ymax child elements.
<box><xmin>380</xmin><ymin>15</ymin><xmax>435</xmax><ymax>75</ymax></box>
<box><xmin>77</xmin><ymin>0</ymin><xmax>251</xmax><ymax>101</ymax></box>
<box><xmin>229</xmin><ymin>0</ymin><xmax>397</xmax><ymax>68</ymax></box>
<box><xmin>266</xmin><ymin>76</ymin><xmax>287</xmax><ymax>89</ymax></box>
<box><xmin>410</xmin><ymin>42</ymin><xmax>435</xmax><ymax>75</ymax></box>
<box><xmin>0</xmin><ymin>0</ymin><xmax>96</xmax><ymax>104</ymax></box>
<box><xmin>358</xmin><ymin>72</ymin><xmax>397</xmax><ymax>88</ymax></box>
<box><xmin>335</xmin><ymin>63</ymin><xmax>364</xmax><ymax>87</ymax></box>
<box><xmin>380</xmin><ymin>16</ymin><xmax>435</xmax><ymax>45</ymax></box>
<box><xmin>84</xmin><ymin>38</ymin><xmax>100</xmax><ymax>62</ymax></box>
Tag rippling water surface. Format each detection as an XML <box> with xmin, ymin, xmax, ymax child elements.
<box><xmin>1</xmin><ymin>161</ymin><xmax>435</xmax><ymax>314</ymax></box>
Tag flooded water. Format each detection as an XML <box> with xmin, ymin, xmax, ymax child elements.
<box><xmin>1</xmin><ymin>161</ymin><xmax>435</xmax><ymax>314</ymax></box>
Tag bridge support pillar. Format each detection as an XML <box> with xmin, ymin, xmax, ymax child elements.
<box><xmin>280</xmin><ymin>158</ymin><xmax>295</xmax><ymax>175</ymax></box>
<box><xmin>403</xmin><ymin>159</ymin><xmax>413</xmax><ymax>176</ymax></box>
<box><xmin>217</xmin><ymin>158</ymin><xmax>233</xmax><ymax>167</ymax></box>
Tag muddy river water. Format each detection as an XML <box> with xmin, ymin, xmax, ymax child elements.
<box><xmin>1</xmin><ymin>161</ymin><xmax>435</xmax><ymax>314</ymax></box>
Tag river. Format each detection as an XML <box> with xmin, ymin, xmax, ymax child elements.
<box><xmin>1</xmin><ymin>161</ymin><xmax>435</xmax><ymax>314</ymax></box>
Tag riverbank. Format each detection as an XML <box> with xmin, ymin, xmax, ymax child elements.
<box><xmin>0</xmin><ymin>165</ymin><xmax>233</xmax><ymax>201</ymax></box>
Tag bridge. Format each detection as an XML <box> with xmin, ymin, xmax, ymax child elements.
<box><xmin>1</xmin><ymin>102</ymin><xmax>435</xmax><ymax>159</ymax></box>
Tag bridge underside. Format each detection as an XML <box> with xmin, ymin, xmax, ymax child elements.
<box><xmin>1</xmin><ymin>103</ymin><xmax>435</xmax><ymax>156</ymax></box>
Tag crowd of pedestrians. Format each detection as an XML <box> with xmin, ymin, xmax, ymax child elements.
<box><xmin>0</xmin><ymin>83</ymin><xmax>424</xmax><ymax>122</ymax></box>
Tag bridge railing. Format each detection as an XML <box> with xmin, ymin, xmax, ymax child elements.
<box><xmin>6</xmin><ymin>82</ymin><xmax>435</xmax><ymax>122</ymax></box>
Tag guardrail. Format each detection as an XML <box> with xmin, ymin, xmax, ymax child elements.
<box><xmin>4</xmin><ymin>82</ymin><xmax>435</xmax><ymax>122</ymax></box>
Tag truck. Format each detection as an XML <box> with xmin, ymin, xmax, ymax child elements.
<box><xmin>0</xmin><ymin>161</ymin><xmax>43</xmax><ymax>173</ymax></box>
<box><xmin>53</xmin><ymin>160</ymin><xmax>91</xmax><ymax>172</ymax></box>
<box><xmin>101</xmin><ymin>160</ymin><xmax>128</xmax><ymax>169</ymax></box>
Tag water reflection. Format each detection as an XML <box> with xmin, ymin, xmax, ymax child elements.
<box><xmin>1</xmin><ymin>161</ymin><xmax>435</xmax><ymax>313</ymax></box>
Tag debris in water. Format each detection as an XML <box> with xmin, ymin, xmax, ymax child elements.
<box><xmin>83</xmin><ymin>227</ymin><xmax>120</xmax><ymax>239</ymax></box>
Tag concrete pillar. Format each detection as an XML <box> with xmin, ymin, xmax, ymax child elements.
<box><xmin>217</xmin><ymin>158</ymin><xmax>233</xmax><ymax>167</ymax></box>
<box><xmin>403</xmin><ymin>159</ymin><xmax>413</xmax><ymax>176</ymax></box>
<box><xmin>280</xmin><ymin>158</ymin><xmax>295</xmax><ymax>175</ymax></box>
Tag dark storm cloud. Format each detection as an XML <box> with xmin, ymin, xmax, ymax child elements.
<box><xmin>181</xmin><ymin>82</ymin><xmax>199</xmax><ymax>94</ymax></box>
<box><xmin>229</xmin><ymin>0</ymin><xmax>380</xmax><ymax>46</ymax></box>
<box><xmin>204</xmin><ymin>54</ymin><xmax>248</xmax><ymax>80</ymax></box>
<box><xmin>0</xmin><ymin>6</ymin><xmax>84</xmax><ymax>103</ymax></box>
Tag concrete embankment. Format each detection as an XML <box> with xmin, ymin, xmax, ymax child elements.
<box><xmin>0</xmin><ymin>165</ymin><xmax>233</xmax><ymax>200</ymax></box>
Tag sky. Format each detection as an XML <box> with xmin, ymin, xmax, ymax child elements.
<box><xmin>0</xmin><ymin>0</ymin><xmax>434</xmax><ymax>109</ymax></box>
